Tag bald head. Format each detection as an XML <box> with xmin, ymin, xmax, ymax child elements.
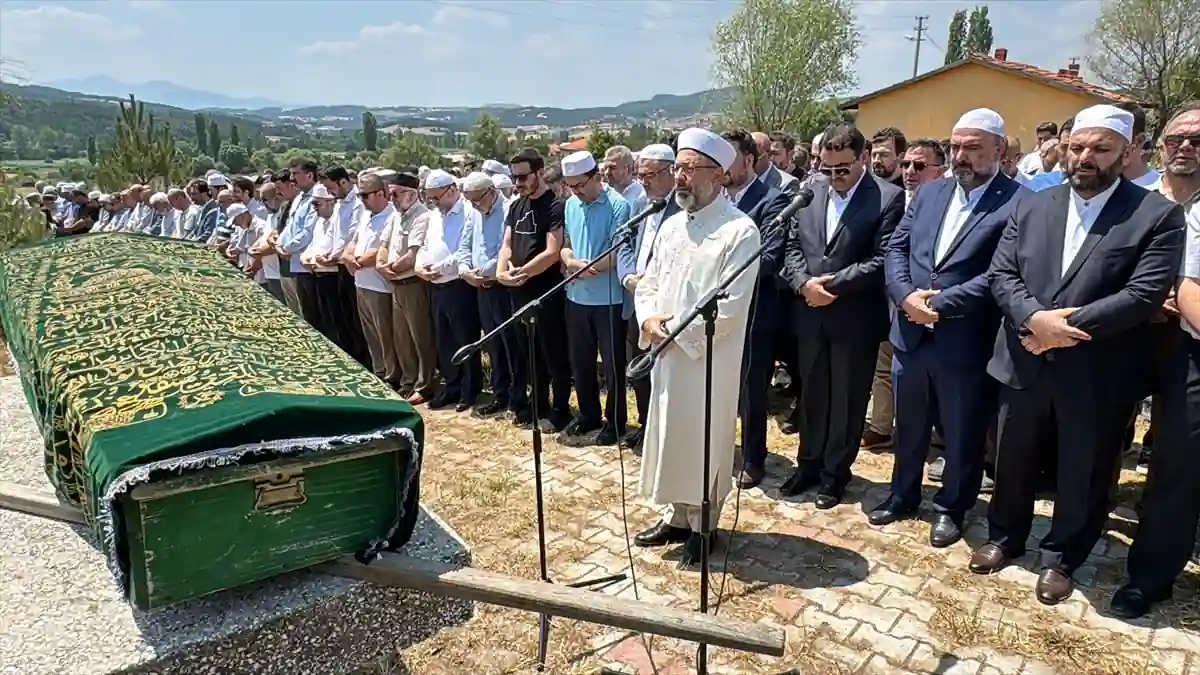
<box><xmin>751</xmin><ymin>132</ymin><xmax>772</xmax><ymax>174</ymax></box>
<box><xmin>358</xmin><ymin>172</ymin><xmax>385</xmax><ymax>193</ymax></box>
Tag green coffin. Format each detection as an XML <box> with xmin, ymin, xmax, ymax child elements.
<box><xmin>0</xmin><ymin>233</ymin><xmax>424</xmax><ymax>608</ymax></box>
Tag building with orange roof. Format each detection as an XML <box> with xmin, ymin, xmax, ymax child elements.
<box><xmin>840</xmin><ymin>49</ymin><xmax>1143</xmax><ymax>150</ymax></box>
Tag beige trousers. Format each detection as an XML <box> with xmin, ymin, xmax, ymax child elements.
<box><xmin>391</xmin><ymin>278</ymin><xmax>438</xmax><ymax>397</ymax></box>
<box><xmin>357</xmin><ymin>288</ymin><xmax>400</xmax><ymax>384</ymax></box>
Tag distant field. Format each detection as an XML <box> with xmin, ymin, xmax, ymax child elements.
<box><xmin>2</xmin><ymin>159</ymin><xmax>74</xmax><ymax>183</ymax></box>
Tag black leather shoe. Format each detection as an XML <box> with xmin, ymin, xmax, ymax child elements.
<box><xmin>513</xmin><ymin>408</ymin><xmax>533</xmax><ymax>426</ymax></box>
<box><xmin>1036</xmin><ymin>568</ymin><xmax>1075</xmax><ymax>606</ymax></box>
<box><xmin>623</xmin><ymin>426</ymin><xmax>644</xmax><ymax>448</ymax></box>
<box><xmin>736</xmin><ymin>465</ymin><xmax>766</xmax><ymax>490</ymax></box>
<box><xmin>633</xmin><ymin>521</ymin><xmax>690</xmax><ymax>547</ymax></box>
<box><xmin>475</xmin><ymin>400</ymin><xmax>507</xmax><ymax>416</ymax></box>
<box><xmin>427</xmin><ymin>394</ymin><xmax>454</xmax><ymax>410</ymax></box>
<box><xmin>455</xmin><ymin>400</ymin><xmax>476</xmax><ymax>413</ymax></box>
<box><xmin>815</xmin><ymin>489</ymin><xmax>842</xmax><ymax>510</ymax></box>
<box><xmin>596</xmin><ymin>425</ymin><xmax>619</xmax><ymax>446</ymax></box>
<box><xmin>677</xmin><ymin>531</ymin><xmax>714</xmax><ymax>569</ymax></box>
<box><xmin>565</xmin><ymin>419</ymin><xmax>603</xmax><ymax>437</ymax></box>
<box><xmin>779</xmin><ymin>470</ymin><xmax>819</xmax><ymax>496</ymax></box>
<box><xmin>546</xmin><ymin>412</ymin><xmax>572</xmax><ymax>433</ymax></box>
<box><xmin>867</xmin><ymin>496</ymin><xmax>918</xmax><ymax>526</ymax></box>
<box><xmin>929</xmin><ymin>513</ymin><xmax>963</xmax><ymax>548</ymax></box>
<box><xmin>1109</xmin><ymin>585</ymin><xmax>1170</xmax><ymax>620</ymax></box>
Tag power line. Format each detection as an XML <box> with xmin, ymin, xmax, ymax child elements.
<box><xmin>907</xmin><ymin>15</ymin><xmax>929</xmax><ymax>78</ymax></box>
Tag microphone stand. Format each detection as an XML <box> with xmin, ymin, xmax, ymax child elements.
<box><xmin>625</xmin><ymin>221</ymin><xmax>784</xmax><ymax>675</ymax></box>
<box><xmin>451</xmin><ymin>203</ymin><xmax>662</xmax><ymax>671</ymax></box>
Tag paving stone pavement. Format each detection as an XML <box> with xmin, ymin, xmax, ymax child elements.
<box><xmin>421</xmin><ymin>406</ymin><xmax>1200</xmax><ymax>675</ymax></box>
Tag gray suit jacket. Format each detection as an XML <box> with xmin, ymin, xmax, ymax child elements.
<box><xmin>761</xmin><ymin>165</ymin><xmax>799</xmax><ymax>196</ymax></box>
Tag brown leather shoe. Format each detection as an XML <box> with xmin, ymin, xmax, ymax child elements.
<box><xmin>861</xmin><ymin>429</ymin><xmax>893</xmax><ymax>450</ymax></box>
<box><xmin>1036</xmin><ymin>568</ymin><xmax>1075</xmax><ymax>605</ymax></box>
<box><xmin>406</xmin><ymin>392</ymin><xmax>427</xmax><ymax>406</ymax></box>
<box><xmin>968</xmin><ymin>543</ymin><xmax>1011</xmax><ymax>575</ymax></box>
<box><xmin>736</xmin><ymin>465</ymin><xmax>765</xmax><ymax>489</ymax></box>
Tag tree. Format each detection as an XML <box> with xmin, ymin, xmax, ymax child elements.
<box><xmin>219</xmin><ymin>143</ymin><xmax>250</xmax><ymax>174</ymax></box>
<box><xmin>468</xmin><ymin>112</ymin><xmax>510</xmax><ymax>160</ymax></box>
<box><xmin>250</xmin><ymin>149</ymin><xmax>278</xmax><ymax>171</ymax></box>
<box><xmin>191</xmin><ymin>154</ymin><xmax>216</xmax><ymax>176</ymax></box>
<box><xmin>0</xmin><ymin>176</ymin><xmax>49</xmax><ymax>254</ymax></box>
<box><xmin>207</xmin><ymin>119</ymin><xmax>221</xmax><ymax>160</ymax></box>
<box><xmin>1087</xmin><ymin>0</ymin><xmax>1200</xmax><ymax>133</ymax></box>
<box><xmin>587</xmin><ymin>126</ymin><xmax>619</xmax><ymax>158</ymax></box>
<box><xmin>965</xmin><ymin>6</ymin><xmax>994</xmax><ymax>56</ymax></box>
<box><xmin>230</xmin><ymin>124</ymin><xmax>240</xmax><ymax>148</ymax></box>
<box><xmin>194</xmin><ymin>113</ymin><xmax>207</xmax><ymax>156</ymax></box>
<box><xmin>86</xmin><ymin>135</ymin><xmax>97</xmax><ymax>165</ymax></box>
<box><xmin>944</xmin><ymin>9</ymin><xmax>968</xmax><ymax>64</ymax></box>
<box><xmin>711</xmin><ymin>0</ymin><xmax>860</xmax><ymax>132</ymax></box>
<box><xmin>93</xmin><ymin>95</ymin><xmax>188</xmax><ymax>191</ymax></box>
<box><xmin>379</xmin><ymin>134</ymin><xmax>442</xmax><ymax>169</ymax></box>
<box><xmin>362</xmin><ymin>111</ymin><xmax>378</xmax><ymax>152</ymax></box>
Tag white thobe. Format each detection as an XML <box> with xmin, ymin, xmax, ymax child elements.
<box><xmin>634</xmin><ymin>194</ymin><xmax>761</xmax><ymax>530</ymax></box>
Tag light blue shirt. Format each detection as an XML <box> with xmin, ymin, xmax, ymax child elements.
<box><xmin>457</xmin><ymin>194</ymin><xmax>508</xmax><ymax>279</ymax></box>
<box><xmin>564</xmin><ymin>186</ymin><xmax>630</xmax><ymax>306</ymax></box>
<box><xmin>278</xmin><ymin>191</ymin><xmax>316</xmax><ymax>273</ymax></box>
<box><xmin>419</xmin><ymin>197</ymin><xmax>472</xmax><ymax>283</ymax></box>
<box><xmin>1028</xmin><ymin>170</ymin><xmax>1067</xmax><ymax>192</ymax></box>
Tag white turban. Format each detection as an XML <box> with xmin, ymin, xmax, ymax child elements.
<box><xmin>953</xmin><ymin>108</ymin><xmax>1006</xmax><ymax>138</ymax></box>
<box><xmin>1073</xmin><ymin>104</ymin><xmax>1135</xmax><ymax>142</ymax></box>
<box><xmin>677</xmin><ymin>128</ymin><xmax>736</xmax><ymax>170</ymax></box>
<box><xmin>561</xmin><ymin>151</ymin><xmax>597</xmax><ymax>178</ymax></box>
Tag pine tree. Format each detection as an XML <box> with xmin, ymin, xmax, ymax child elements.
<box><xmin>966</xmin><ymin>6</ymin><xmax>994</xmax><ymax>56</ymax></box>
<box><xmin>944</xmin><ymin>10</ymin><xmax>968</xmax><ymax>64</ymax></box>
<box><xmin>207</xmin><ymin>120</ymin><xmax>221</xmax><ymax>161</ymax></box>
<box><xmin>94</xmin><ymin>95</ymin><xmax>187</xmax><ymax>190</ymax></box>
<box><xmin>362</xmin><ymin>112</ymin><xmax>378</xmax><ymax>152</ymax></box>
<box><xmin>194</xmin><ymin>113</ymin><xmax>207</xmax><ymax>157</ymax></box>
<box><xmin>86</xmin><ymin>136</ymin><xmax>97</xmax><ymax>165</ymax></box>
<box><xmin>230</xmin><ymin>124</ymin><xmax>240</xmax><ymax>148</ymax></box>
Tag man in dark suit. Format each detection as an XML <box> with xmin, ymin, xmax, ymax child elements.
<box><xmin>970</xmin><ymin>105</ymin><xmax>1186</xmax><ymax>607</ymax></box>
<box><xmin>721</xmin><ymin>130</ymin><xmax>794</xmax><ymax>489</ymax></box>
<box><xmin>872</xmin><ymin>109</ymin><xmax>1028</xmax><ymax>548</ymax></box>
<box><xmin>617</xmin><ymin>143</ymin><xmax>679</xmax><ymax>447</ymax></box>
<box><xmin>781</xmin><ymin>125</ymin><xmax>905</xmax><ymax>507</ymax></box>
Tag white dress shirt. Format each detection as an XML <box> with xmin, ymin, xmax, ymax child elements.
<box><xmin>634</xmin><ymin>193</ymin><xmax>672</xmax><ymax>276</ymax></box>
<box><xmin>352</xmin><ymin>204</ymin><xmax>396</xmax><ymax>293</ymax></box>
<box><xmin>620</xmin><ymin>180</ymin><xmax>648</xmax><ymax>214</ymax></box>
<box><xmin>935</xmin><ymin>175</ymin><xmax>996</xmax><ymax>263</ymax></box>
<box><xmin>1062</xmin><ymin>180</ymin><xmax>1121</xmax><ymax>277</ymax></box>
<box><xmin>303</xmin><ymin>216</ymin><xmax>339</xmax><ymax>273</ymax></box>
<box><xmin>1164</xmin><ymin>182</ymin><xmax>1200</xmax><ymax>338</ymax></box>
<box><xmin>824</xmin><ymin>171</ymin><xmax>865</xmax><ymax>241</ymax></box>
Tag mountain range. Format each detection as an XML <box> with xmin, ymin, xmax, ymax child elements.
<box><xmin>46</xmin><ymin>76</ymin><xmax>292</xmax><ymax>112</ymax></box>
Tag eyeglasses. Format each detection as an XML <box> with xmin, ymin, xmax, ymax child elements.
<box><xmin>818</xmin><ymin>165</ymin><xmax>855</xmax><ymax>177</ymax></box>
<box><xmin>359</xmin><ymin>189</ymin><xmax>383</xmax><ymax>199</ymax></box>
<box><xmin>565</xmin><ymin>174</ymin><xmax>593</xmax><ymax>191</ymax></box>
<box><xmin>511</xmin><ymin>171</ymin><xmax>534</xmax><ymax>183</ymax></box>
<box><xmin>1164</xmin><ymin>134</ymin><xmax>1200</xmax><ymax>150</ymax></box>
<box><xmin>672</xmin><ymin>163</ymin><xmax>719</xmax><ymax>177</ymax></box>
<box><xmin>899</xmin><ymin>160</ymin><xmax>937</xmax><ymax>172</ymax></box>
<box><xmin>637</xmin><ymin>166</ymin><xmax>671</xmax><ymax>182</ymax></box>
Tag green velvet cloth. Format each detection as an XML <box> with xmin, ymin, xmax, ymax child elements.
<box><xmin>0</xmin><ymin>232</ymin><xmax>424</xmax><ymax>541</ymax></box>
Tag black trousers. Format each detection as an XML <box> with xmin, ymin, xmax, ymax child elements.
<box><xmin>1127</xmin><ymin>336</ymin><xmax>1200</xmax><ymax>595</ymax></box>
<box><xmin>795</xmin><ymin>333</ymin><xmax>877</xmax><ymax>490</ymax></box>
<box><xmin>566</xmin><ymin>301</ymin><xmax>627</xmax><ymax>429</ymax></box>
<box><xmin>513</xmin><ymin>285</ymin><xmax>572</xmax><ymax>420</ymax></box>
<box><xmin>314</xmin><ymin>272</ymin><xmax>365</xmax><ymax>365</ymax></box>
<box><xmin>987</xmin><ymin>366</ymin><xmax>1133</xmax><ymax>573</ymax></box>
<box><xmin>740</xmin><ymin>324</ymin><xmax>775</xmax><ymax>469</ymax></box>
<box><xmin>295</xmin><ymin>272</ymin><xmax>324</xmax><ymax>335</ymax></box>
<box><xmin>431</xmin><ymin>280</ymin><xmax>482</xmax><ymax>404</ymax></box>
<box><xmin>478</xmin><ymin>286</ymin><xmax>527</xmax><ymax>410</ymax></box>
<box><xmin>891</xmin><ymin>341</ymin><xmax>995</xmax><ymax>518</ymax></box>
<box><xmin>626</xmin><ymin>315</ymin><xmax>651</xmax><ymax>426</ymax></box>
<box><xmin>337</xmin><ymin>268</ymin><xmax>371</xmax><ymax>367</ymax></box>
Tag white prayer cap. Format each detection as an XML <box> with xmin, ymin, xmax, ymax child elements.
<box><xmin>75</xmin><ymin>182</ymin><xmax>88</xmax><ymax>191</ymax></box>
<box><xmin>424</xmin><ymin>169</ymin><xmax>457</xmax><ymax>190</ymax></box>
<box><xmin>88</xmin><ymin>190</ymin><xmax>102</xmax><ymax>200</ymax></box>
<box><xmin>561</xmin><ymin>151</ymin><xmax>597</xmax><ymax>178</ymax></box>
<box><xmin>953</xmin><ymin>108</ymin><xmax>1006</xmax><ymax>138</ymax></box>
<box><xmin>206</xmin><ymin>173</ymin><xmax>229</xmax><ymax>188</ymax></box>
<box><xmin>41</xmin><ymin>186</ymin><xmax>57</xmax><ymax>196</ymax></box>
<box><xmin>482</xmin><ymin>159</ymin><xmax>510</xmax><ymax>176</ymax></box>
<box><xmin>492</xmin><ymin>173</ymin><xmax>514</xmax><ymax>190</ymax></box>
<box><xmin>99</xmin><ymin>194</ymin><xmax>113</xmax><ymax>203</ymax></box>
<box><xmin>812</xmin><ymin>132</ymin><xmax>824</xmax><ymax>149</ymax></box>
<box><xmin>373</xmin><ymin>169</ymin><xmax>399</xmax><ymax>183</ymax></box>
<box><xmin>225</xmin><ymin>203</ymin><xmax>249</xmax><ymax>221</ymax></box>
<box><xmin>418</xmin><ymin>165</ymin><xmax>431</xmax><ymax>178</ymax></box>
<box><xmin>149</xmin><ymin>192</ymin><xmax>168</xmax><ymax>205</ymax></box>
<box><xmin>310</xmin><ymin>183</ymin><xmax>335</xmax><ymax>201</ymax></box>
<box><xmin>639</xmin><ymin>143</ymin><xmax>675</xmax><ymax>163</ymax></box>
<box><xmin>1073</xmin><ymin>104</ymin><xmax>1134</xmax><ymax>142</ymax></box>
<box><xmin>677</xmin><ymin>127</ymin><xmax>736</xmax><ymax>170</ymax></box>
<box><xmin>461</xmin><ymin>171</ymin><xmax>493</xmax><ymax>192</ymax></box>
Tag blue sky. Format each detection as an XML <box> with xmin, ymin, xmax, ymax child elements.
<box><xmin>0</xmin><ymin>0</ymin><xmax>1102</xmax><ymax>109</ymax></box>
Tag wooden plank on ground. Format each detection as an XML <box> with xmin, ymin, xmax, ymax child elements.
<box><xmin>319</xmin><ymin>555</ymin><xmax>786</xmax><ymax>656</ymax></box>
<box><xmin>0</xmin><ymin>481</ymin><xmax>786</xmax><ymax>656</ymax></box>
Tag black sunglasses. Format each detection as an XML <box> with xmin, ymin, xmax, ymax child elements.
<box><xmin>1164</xmin><ymin>134</ymin><xmax>1200</xmax><ymax>150</ymax></box>
<box><xmin>511</xmin><ymin>171</ymin><xmax>534</xmax><ymax>183</ymax></box>
<box><xmin>900</xmin><ymin>160</ymin><xmax>936</xmax><ymax>172</ymax></box>
<box><xmin>818</xmin><ymin>165</ymin><xmax>854</xmax><ymax>177</ymax></box>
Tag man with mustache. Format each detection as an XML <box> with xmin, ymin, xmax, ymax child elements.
<box><xmin>971</xmin><ymin>105</ymin><xmax>1185</xmax><ymax>607</ymax></box>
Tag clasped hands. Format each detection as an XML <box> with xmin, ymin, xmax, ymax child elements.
<box><xmin>800</xmin><ymin>275</ymin><xmax>837</xmax><ymax>307</ymax></box>
<box><xmin>1021</xmin><ymin>308</ymin><xmax>1091</xmax><ymax>354</ymax></box>
<box><xmin>642</xmin><ymin>314</ymin><xmax>673</xmax><ymax>349</ymax></box>
<box><xmin>902</xmin><ymin>289</ymin><xmax>939</xmax><ymax>326</ymax></box>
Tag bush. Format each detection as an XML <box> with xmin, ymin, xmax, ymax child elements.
<box><xmin>0</xmin><ymin>178</ymin><xmax>50</xmax><ymax>254</ymax></box>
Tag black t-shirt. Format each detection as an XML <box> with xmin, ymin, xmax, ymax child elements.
<box><xmin>506</xmin><ymin>189</ymin><xmax>564</xmax><ymax>292</ymax></box>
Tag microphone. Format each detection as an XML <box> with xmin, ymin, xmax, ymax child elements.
<box><xmin>767</xmin><ymin>187</ymin><xmax>814</xmax><ymax>231</ymax></box>
<box><xmin>612</xmin><ymin>198</ymin><xmax>668</xmax><ymax>241</ymax></box>
<box><xmin>451</xmin><ymin>340</ymin><xmax>482</xmax><ymax>366</ymax></box>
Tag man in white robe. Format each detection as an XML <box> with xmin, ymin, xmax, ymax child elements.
<box><xmin>632</xmin><ymin>128</ymin><xmax>763</xmax><ymax>568</ymax></box>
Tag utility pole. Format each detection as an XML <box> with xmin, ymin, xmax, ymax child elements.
<box><xmin>911</xmin><ymin>15</ymin><xmax>929</xmax><ymax>78</ymax></box>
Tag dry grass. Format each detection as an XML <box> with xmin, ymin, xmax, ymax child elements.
<box><xmin>926</xmin><ymin>591</ymin><xmax>1169</xmax><ymax>675</ymax></box>
<box><xmin>0</xmin><ymin>338</ymin><xmax>13</xmax><ymax>377</ymax></box>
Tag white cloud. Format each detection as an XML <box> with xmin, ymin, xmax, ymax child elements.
<box><xmin>297</xmin><ymin>40</ymin><xmax>358</xmax><ymax>57</ymax></box>
<box><xmin>297</xmin><ymin>21</ymin><xmax>427</xmax><ymax>57</ymax></box>
<box><xmin>359</xmin><ymin>21</ymin><xmax>426</xmax><ymax>39</ymax></box>
<box><xmin>431</xmin><ymin>3</ymin><xmax>510</xmax><ymax>29</ymax></box>
<box><xmin>0</xmin><ymin>5</ymin><xmax>148</xmax><ymax>82</ymax></box>
<box><xmin>125</xmin><ymin>0</ymin><xmax>177</xmax><ymax>17</ymax></box>
<box><xmin>0</xmin><ymin>5</ymin><xmax>142</xmax><ymax>46</ymax></box>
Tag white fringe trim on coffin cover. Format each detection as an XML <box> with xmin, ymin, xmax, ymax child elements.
<box><xmin>97</xmin><ymin>425</ymin><xmax>422</xmax><ymax>601</ymax></box>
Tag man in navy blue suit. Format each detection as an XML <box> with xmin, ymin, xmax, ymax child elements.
<box><xmin>617</xmin><ymin>143</ymin><xmax>679</xmax><ymax>447</ymax></box>
<box><xmin>721</xmin><ymin>129</ymin><xmax>793</xmax><ymax>489</ymax></box>
<box><xmin>871</xmin><ymin>109</ymin><xmax>1029</xmax><ymax>548</ymax></box>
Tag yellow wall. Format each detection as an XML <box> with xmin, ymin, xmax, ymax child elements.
<box><xmin>851</xmin><ymin>62</ymin><xmax>1100</xmax><ymax>153</ymax></box>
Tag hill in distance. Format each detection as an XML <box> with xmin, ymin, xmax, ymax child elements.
<box><xmin>46</xmin><ymin>76</ymin><xmax>292</xmax><ymax>112</ymax></box>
